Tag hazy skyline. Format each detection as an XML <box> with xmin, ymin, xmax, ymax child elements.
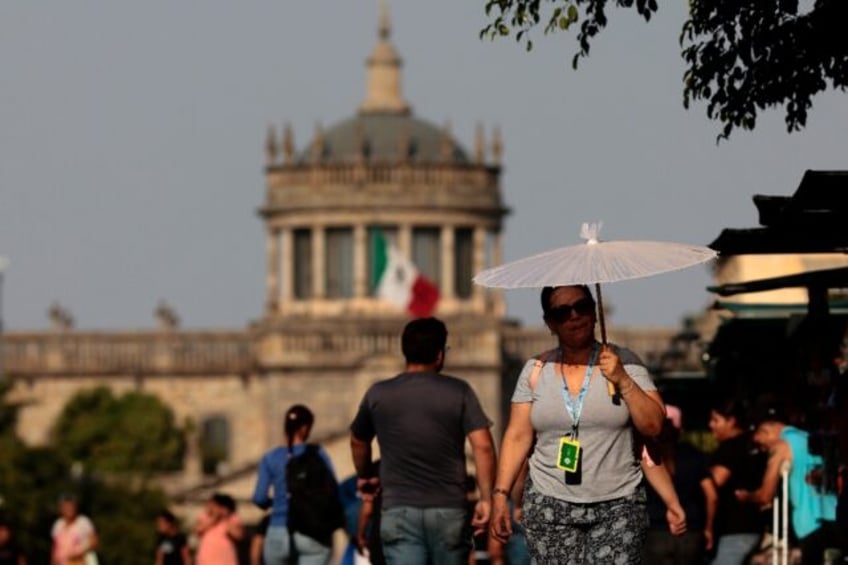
<box><xmin>2</xmin><ymin>2</ymin><xmax>847</xmax><ymax>331</ymax></box>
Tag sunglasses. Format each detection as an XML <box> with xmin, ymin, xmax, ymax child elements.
<box><xmin>546</xmin><ymin>298</ymin><xmax>595</xmax><ymax>323</ymax></box>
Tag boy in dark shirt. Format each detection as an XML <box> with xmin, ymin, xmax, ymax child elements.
<box><xmin>709</xmin><ymin>399</ymin><xmax>769</xmax><ymax>564</ymax></box>
<box><xmin>156</xmin><ymin>509</ymin><xmax>190</xmax><ymax>565</ymax></box>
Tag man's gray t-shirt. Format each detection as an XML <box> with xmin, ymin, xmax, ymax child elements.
<box><xmin>512</xmin><ymin>345</ymin><xmax>656</xmax><ymax>503</ymax></box>
<box><xmin>350</xmin><ymin>371</ymin><xmax>492</xmax><ymax>509</ymax></box>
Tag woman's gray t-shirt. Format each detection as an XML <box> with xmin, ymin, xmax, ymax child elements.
<box><xmin>511</xmin><ymin>345</ymin><xmax>656</xmax><ymax>503</ymax></box>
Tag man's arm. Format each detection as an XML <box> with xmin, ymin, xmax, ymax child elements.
<box><xmin>226</xmin><ymin>514</ymin><xmax>244</xmax><ymax>541</ymax></box>
<box><xmin>469</xmin><ymin>427</ymin><xmax>496</xmax><ymax>533</ymax></box>
<box><xmin>249</xmin><ymin>531</ymin><xmax>264</xmax><ymax>565</ymax></box>
<box><xmin>350</xmin><ymin>433</ymin><xmax>373</xmax><ymax>478</ymax></box>
<box><xmin>700</xmin><ymin>476</ymin><xmax>718</xmax><ymax>551</ymax></box>
<box><xmin>470</xmin><ymin>427</ymin><xmax>496</xmax><ymax>501</ymax></box>
<box><xmin>735</xmin><ymin>440</ymin><xmax>791</xmax><ymax>506</ymax></box>
<box><xmin>350</xmin><ymin>432</ymin><xmax>380</xmax><ymax>499</ymax></box>
<box><xmin>180</xmin><ymin>543</ymin><xmax>192</xmax><ymax>565</ymax></box>
<box><xmin>87</xmin><ymin>531</ymin><xmax>100</xmax><ymax>553</ymax></box>
<box><xmin>356</xmin><ymin>497</ymin><xmax>375</xmax><ymax>553</ymax></box>
<box><xmin>710</xmin><ymin>464</ymin><xmax>732</xmax><ymax>488</ymax></box>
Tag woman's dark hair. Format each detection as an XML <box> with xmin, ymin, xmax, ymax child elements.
<box><xmin>540</xmin><ymin>285</ymin><xmax>595</xmax><ymax>316</ymax></box>
<box><xmin>285</xmin><ymin>404</ymin><xmax>315</xmax><ymax>449</ymax></box>
<box><xmin>710</xmin><ymin>397</ymin><xmax>749</xmax><ymax>430</ymax></box>
<box><xmin>401</xmin><ymin>317</ymin><xmax>447</xmax><ymax>364</ymax></box>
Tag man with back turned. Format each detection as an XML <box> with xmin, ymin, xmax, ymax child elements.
<box><xmin>350</xmin><ymin>317</ymin><xmax>496</xmax><ymax>565</ymax></box>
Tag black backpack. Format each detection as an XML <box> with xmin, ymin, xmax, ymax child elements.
<box><xmin>286</xmin><ymin>443</ymin><xmax>345</xmax><ymax>545</ymax></box>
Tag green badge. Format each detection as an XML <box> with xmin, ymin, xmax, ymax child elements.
<box><xmin>557</xmin><ymin>436</ymin><xmax>581</xmax><ymax>473</ymax></box>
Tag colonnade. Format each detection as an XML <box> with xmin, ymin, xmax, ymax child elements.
<box><xmin>264</xmin><ymin>223</ymin><xmax>503</xmax><ymax>312</ymax></box>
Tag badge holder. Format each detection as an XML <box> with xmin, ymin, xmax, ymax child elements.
<box><xmin>557</xmin><ymin>435</ymin><xmax>582</xmax><ymax>485</ymax></box>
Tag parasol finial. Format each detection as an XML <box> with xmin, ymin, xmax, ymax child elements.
<box><xmin>580</xmin><ymin>221</ymin><xmax>603</xmax><ymax>245</ymax></box>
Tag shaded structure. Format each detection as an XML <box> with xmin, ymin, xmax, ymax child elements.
<box><xmin>706</xmin><ymin>170</ymin><xmax>848</xmax><ymax>420</ymax></box>
<box><xmin>710</xmin><ymin>170</ymin><xmax>848</xmax><ymax>256</ymax></box>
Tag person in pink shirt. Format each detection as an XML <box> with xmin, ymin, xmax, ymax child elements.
<box><xmin>51</xmin><ymin>494</ymin><xmax>98</xmax><ymax>565</ymax></box>
<box><xmin>195</xmin><ymin>493</ymin><xmax>244</xmax><ymax>565</ymax></box>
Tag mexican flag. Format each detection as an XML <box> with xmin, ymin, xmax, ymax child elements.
<box><xmin>371</xmin><ymin>230</ymin><xmax>439</xmax><ymax>318</ymax></box>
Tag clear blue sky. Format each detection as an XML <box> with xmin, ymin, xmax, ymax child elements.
<box><xmin>2</xmin><ymin>1</ymin><xmax>846</xmax><ymax>330</ymax></box>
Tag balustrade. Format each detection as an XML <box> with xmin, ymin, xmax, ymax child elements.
<box><xmin>4</xmin><ymin>332</ymin><xmax>254</xmax><ymax>376</ymax></box>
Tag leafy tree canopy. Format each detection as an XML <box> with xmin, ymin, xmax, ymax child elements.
<box><xmin>52</xmin><ymin>387</ymin><xmax>186</xmax><ymax>476</ymax></box>
<box><xmin>0</xmin><ymin>385</ymin><xmax>172</xmax><ymax>565</ymax></box>
<box><xmin>481</xmin><ymin>0</ymin><xmax>848</xmax><ymax>140</ymax></box>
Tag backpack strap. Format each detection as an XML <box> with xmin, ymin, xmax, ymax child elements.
<box><xmin>528</xmin><ymin>348</ymin><xmax>558</xmax><ymax>392</ymax></box>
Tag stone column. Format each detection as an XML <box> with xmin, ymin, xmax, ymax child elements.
<box><xmin>313</xmin><ymin>226</ymin><xmax>326</xmax><ymax>299</ymax></box>
<box><xmin>441</xmin><ymin>226</ymin><xmax>455</xmax><ymax>299</ymax></box>
<box><xmin>265</xmin><ymin>228</ymin><xmax>280</xmax><ymax>313</ymax></box>
<box><xmin>354</xmin><ymin>224</ymin><xmax>367</xmax><ymax>298</ymax></box>
<box><xmin>183</xmin><ymin>424</ymin><xmax>203</xmax><ymax>486</ymax></box>
<box><xmin>398</xmin><ymin>224</ymin><xmax>412</xmax><ymax>258</ymax></box>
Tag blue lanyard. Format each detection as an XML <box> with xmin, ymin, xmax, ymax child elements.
<box><xmin>559</xmin><ymin>343</ymin><xmax>599</xmax><ymax>432</ymax></box>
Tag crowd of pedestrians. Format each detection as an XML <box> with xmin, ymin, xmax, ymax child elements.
<box><xmin>1</xmin><ymin>285</ymin><xmax>846</xmax><ymax>564</ymax></box>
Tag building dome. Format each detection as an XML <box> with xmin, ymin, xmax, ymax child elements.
<box><xmin>301</xmin><ymin>114</ymin><xmax>469</xmax><ymax>164</ymax></box>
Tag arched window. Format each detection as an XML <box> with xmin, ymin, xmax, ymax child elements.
<box><xmin>200</xmin><ymin>415</ymin><xmax>230</xmax><ymax>476</ymax></box>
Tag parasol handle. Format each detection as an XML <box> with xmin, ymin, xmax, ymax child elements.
<box><xmin>595</xmin><ymin>283</ymin><xmax>607</xmax><ymax>345</ymax></box>
<box><xmin>595</xmin><ymin>283</ymin><xmax>616</xmax><ymax>399</ymax></box>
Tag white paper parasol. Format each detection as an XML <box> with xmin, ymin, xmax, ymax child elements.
<box><xmin>473</xmin><ymin>223</ymin><xmax>717</xmax><ymax>289</ymax></box>
<box><xmin>473</xmin><ymin>222</ymin><xmax>717</xmax><ymax>395</ymax></box>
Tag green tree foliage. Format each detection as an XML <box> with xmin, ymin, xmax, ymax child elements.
<box><xmin>88</xmin><ymin>484</ymin><xmax>170</xmax><ymax>565</ymax></box>
<box><xmin>52</xmin><ymin>387</ymin><xmax>186</xmax><ymax>476</ymax></box>
<box><xmin>0</xmin><ymin>385</ymin><xmax>174</xmax><ymax>565</ymax></box>
<box><xmin>481</xmin><ymin>0</ymin><xmax>848</xmax><ymax>139</ymax></box>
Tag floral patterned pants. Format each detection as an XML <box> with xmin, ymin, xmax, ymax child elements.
<box><xmin>521</xmin><ymin>479</ymin><xmax>648</xmax><ymax>565</ymax></box>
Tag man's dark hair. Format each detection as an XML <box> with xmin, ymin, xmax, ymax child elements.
<box><xmin>157</xmin><ymin>509</ymin><xmax>177</xmax><ymax>525</ymax></box>
<box><xmin>211</xmin><ymin>492</ymin><xmax>236</xmax><ymax>513</ymax></box>
<box><xmin>540</xmin><ymin>285</ymin><xmax>595</xmax><ymax>315</ymax></box>
<box><xmin>401</xmin><ymin>317</ymin><xmax>447</xmax><ymax>364</ymax></box>
<box><xmin>750</xmin><ymin>397</ymin><xmax>788</xmax><ymax>427</ymax></box>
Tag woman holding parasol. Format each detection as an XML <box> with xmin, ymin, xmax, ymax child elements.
<box><xmin>489</xmin><ymin>284</ymin><xmax>665</xmax><ymax>563</ymax></box>
<box><xmin>479</xmin><ymin>223</ymin><xmax>716</xmax><ymax>563</ymax></box>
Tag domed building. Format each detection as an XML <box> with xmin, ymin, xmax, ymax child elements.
<box><xmin>259</xmin><ymin>8</ymin><xmax>507</xmax><ymax>322</ymax></box>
